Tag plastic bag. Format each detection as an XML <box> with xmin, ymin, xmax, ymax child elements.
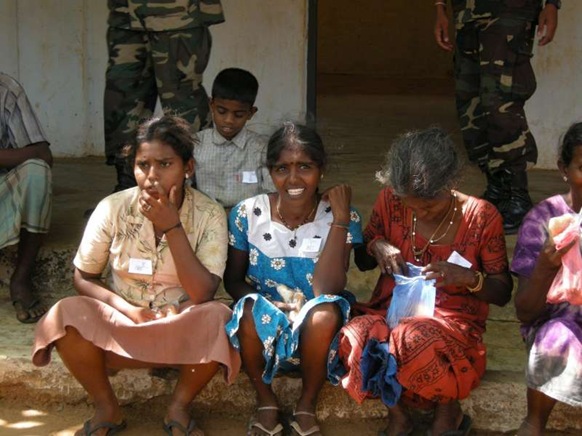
<box><xmin>386</xmin><ymin>263</ymin><xmax>436</xmax><ymax>329</ymax></box>
<box><xmin>547</xmin><ymin>212</ymin><xmax>582</xmax><ymax>305</ymax></box>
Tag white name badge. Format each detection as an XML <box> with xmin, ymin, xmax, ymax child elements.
<box><xmin>300</xmin><ymin>237</ymin><xmax>322</xmax><ymax>254</ymax></box>
<box><xmin>242</xmin><ymin>171</ymin><xmax>258</xmax><ymax>184</ymax></box>
<box><xmin>447</xmin><ymin>251</ymin><xmax>472</xmax><ymax>269</ymax></box>
<box><xmin>128</xmin><ymin>258</ymin><xmax>153</xmax><ymax>275</ymax></box>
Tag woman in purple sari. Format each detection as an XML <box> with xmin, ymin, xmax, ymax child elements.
<box><xmin>511</xmin><ymin>122</ymin><xmax>582</xmax><ymax>435</ymax></box>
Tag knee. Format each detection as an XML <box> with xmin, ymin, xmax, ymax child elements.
<box><xmin>55</xmin><ymin>325</ymin><xmax>81</xmax><ymax>349</ymax></box>
<box><xmin>18</xmin><ymin>159</ymin><xmax>52</xmax><ymax>192</ymax></box>
<box><xmin>237</xmin><ymin>299</ymin><xmax>256</xmax><ymax>333</ymax></box>
<box><xmin>20</xmin><ymin>158</ymin><xmax>51</xmax><ymax>173</ymax></box>
<box><xmin>305</xmin><ymin>303</ymin><xmax>342</xmax><ymax>333</ymax></box>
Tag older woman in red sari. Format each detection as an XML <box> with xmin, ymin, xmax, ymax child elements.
<box><xmin>339</xmin><ymin>128</ymin><xmax>513</xmax><ymax>435</ymax></box>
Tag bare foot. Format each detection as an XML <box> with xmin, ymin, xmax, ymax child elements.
<box><xmin>432</xmin><ymin>401</ymin><xmax>464</xmax><ymax>435</ymax></box>
<box><xmin>380</xmin><ymin>404</ymin><xmax>413</xmax><ymax>436</ymax></box>
<box><xmin>517</xmin><ymin>419</ymin><xmax>542</xmax><ymax>436</ymax></box>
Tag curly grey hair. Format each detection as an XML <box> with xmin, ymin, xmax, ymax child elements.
<box><xmin>376</xmin><ymin>127</ymin><xmax>462</xmax><ymax>199</ymax></box>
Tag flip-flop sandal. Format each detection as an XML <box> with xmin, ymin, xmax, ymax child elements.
<box><xmin>438</xmin><ymin>414</ymin><xmax>472</xmax><ymax>436</ymax></box>
<box><xmin>12</xmin><ymin>299</ymin><xmax>47</xmax><ymax>324</ymax></box>
<box><xmin>81</xmin><ymin>419</ymin><xmax>127</xmax><ymax>435</ymax></box>
<box><xmin>378</xmin><ymin>425</ymin><xmax>413</xmax><ymax>436</ymax></box>
<box><xmin>289</xmin><ymin>410</ymin><xmax>321</xmax><ymax>436</ymax></box>
<box><xmin>163</xmin><ymin>417</ymin><xmax>199</xmax><ymax>435</ymax></box>
<box><xmin>248</xmin><ymin>406</ymin><xmax>284</xmax><ymax>436</ymax></box>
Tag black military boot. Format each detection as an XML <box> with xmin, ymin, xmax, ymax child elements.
<box><xmin>482</xmin><ymin>169</ymin><xmax>509</xmax><ymax>211</ymax></box>
<box><xmin>83</xmin><ymin>160</ymin><xmax>136</xmax><ymax>218</ymax></box>
<box><xmin>500</xmin><ymin>169</ymin><xmax>533</xmax><ymax>235</ymax></box>
<box><xmin>113</xmin><ymin>160</ymin><xmax>136</xmax><ymax>192</ymax></box>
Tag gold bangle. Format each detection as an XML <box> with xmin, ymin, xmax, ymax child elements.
<box><xmin>467</xmin><ymin>271</ymin><xmax>484</xmax><ymax>293</ymax></box>
<box><xmin>329</xmin><ymin>222</ymin><xmax>349</xmax><ymax>229</ymax></box>
<box><xmin>330</xmin><ymin>224</ymin><xmax>349</xmax><ymax>231</ymax></box>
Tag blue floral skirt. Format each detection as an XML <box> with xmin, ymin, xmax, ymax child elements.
<box><xmin>226</xmin><ymin>293</ymin><xmax>350</xmax><ymax>384</ymax></box>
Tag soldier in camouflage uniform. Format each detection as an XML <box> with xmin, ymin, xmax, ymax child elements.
<box><xmin>434</xmin><ymin>0</ymin><xmax>560</xmax><ymax>233</ymax></box>
<box><xmin>105</xmin><ymin>0</ymin><xmax>224</xmax><ymax>191</ymax></box>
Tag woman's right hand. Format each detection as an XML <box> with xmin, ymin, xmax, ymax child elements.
<box><xmin>369</xmin><ymin>239</ymin><xmax>407</xmax><ymax>276</ymax></box>
<box><xmin>124</xmin><ymin>305</ymin><xmax>159</xmax><ymax>324</ymax></box>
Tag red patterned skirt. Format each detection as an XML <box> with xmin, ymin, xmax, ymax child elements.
<box><xmin>338</xmin><ymin>314</ymin><xmax>486</xmax><ymax>408</ymax></box>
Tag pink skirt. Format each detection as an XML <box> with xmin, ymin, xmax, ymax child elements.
<box><xmin>32</xmin><ymin>296</ymin><xmax>241</xmax><ymax>383</ymax></box>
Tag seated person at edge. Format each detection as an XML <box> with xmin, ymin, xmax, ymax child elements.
<box><xmin>0</xmin><ymin>71</ymin><xmax>53</xmax><ymax>323</ymax></box>
<box><xmin>224</xmin><ymin>122</ymin><xmax>363</xmax><ymax>436</ymax></box>
<box><xmin>512</xmin><ymin>122</ymin><xmax>582</xmax><ymax>435</ymax></box>
<box><xmin>338</xmin><ymin>128</ymin><xmax>513</xmax><ymax>435</ymax></box>
<box><xmin>32</xmin><ymin>116</ymin><xmax>240</xmax><ymax>436</ymax></box>
<box><xmin>193</xmin><ymin>67</ymin><xmax>274</xmax><ymax>210</ymax></box>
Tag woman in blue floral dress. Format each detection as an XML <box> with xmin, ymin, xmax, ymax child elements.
<box><xmin>224</xmin><ymin>122</ymin><xmax>363</xmax><ymax>436</ymax></box>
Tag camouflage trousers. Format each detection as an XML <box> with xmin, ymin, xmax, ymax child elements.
<box><xmin>454</xmin><ymin>15</ymin><xmax>538</xmax><ymax>173</ymax></box>
<box><xmin>104</xmin><ymin>25</ymin><xmax>212</xmax><ymax>165</ymax></box>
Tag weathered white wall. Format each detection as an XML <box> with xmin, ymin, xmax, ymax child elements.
<box><xmin>0</xmin><ymin>1</ymin><xmax>579</xmax><ymax>169</ymax></box>
<box><xmin>528</xmin><ymin>2</ymin><xmax>582</xmax><ymax>169</ymax></box>
<box><xmin>0</xmin><ymin>0</ymin><xmax>308</xmax><ymax>158</ymax></box>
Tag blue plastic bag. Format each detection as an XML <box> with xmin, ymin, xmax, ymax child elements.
<box><xmin>386</xmin><ymin>263</ymin><xmax>436</xmax><ymax>329</ymax></box>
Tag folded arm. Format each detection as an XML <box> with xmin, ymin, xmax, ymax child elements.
<box><xmin>0</xmin><ymin>142</ymin><xmax>53</xmax><ymax>169</ymax></box>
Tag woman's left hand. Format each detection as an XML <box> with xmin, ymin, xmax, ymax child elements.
<box><xmin>321</xmin><ymin>184</ymin><xmax>351</xmax><ymax>224</ymax></box>
<box><xmin>422</xmin><ymin>261</ymin><xmax>478</xmax><ymax>289</ymax></box>
<box><xmin>139</xmin><ymin>182</ymin><xmax>181</xmax><ymax>229</ymax></box>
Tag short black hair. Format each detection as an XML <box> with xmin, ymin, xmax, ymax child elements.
<box><xmin>559</xmin><ymin>122</ymin><xmax>582</xmax><ymax>166</ymax></box>
<box><xmin>211</xmin><ymin>68</ymin><xmax>259</xmax><ymax>105</ymax></box>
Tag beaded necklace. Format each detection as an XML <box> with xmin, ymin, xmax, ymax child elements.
<box><xmin>276</xmin><ymin>195</ymin><xmax>318</xmax><ymax>231</ymax></box>
<box><xmin>411</xmin><ymin>192</ymin><xmax>458</xmax><ymax>262</ymax></box>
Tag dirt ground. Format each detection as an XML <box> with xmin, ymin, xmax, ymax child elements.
<box><xmin>0</xmin><ymin>398</ymin><xmax>385</xmax><ymax>436</ymax></box>
<box><xmin>0</xmin><ymin>398</ymin><xmax>578</xmax><ymax>436</ymax></box>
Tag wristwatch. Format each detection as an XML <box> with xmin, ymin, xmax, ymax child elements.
<box><xmin>546</xmin><ymin>0</ymin><xmax>561</xmax><ymax>9</ymax></box>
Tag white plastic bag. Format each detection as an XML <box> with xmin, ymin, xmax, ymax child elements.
<box><xmin>387</xmin><ymin>263</ymin><xmax>436</xmax><ymax>329</ymax></box>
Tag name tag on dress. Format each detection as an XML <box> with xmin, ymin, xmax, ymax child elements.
<box><xmin>299</xmin><ymin>237</ymin><xmax>322</xmax><ymax>256</ymax></box>
<box><xmin>128</xmin><ymin>258</ymin><xmax>153</xmax><ymax>275</ymax></box>
<box><xmin>242</xmin><ymin>171</ymin><xmax>258</xmax><ymax>184</ymax></box>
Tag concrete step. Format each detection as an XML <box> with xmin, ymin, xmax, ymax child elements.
<box><xmin>1</xmin><ymin>288</ymin><xmax>580</xmax><ymax>433</ymax></box>
<box><xmin>0</xmin><ymin>347</ymin><xmax>580</xmax><ymax>433</ymax></box>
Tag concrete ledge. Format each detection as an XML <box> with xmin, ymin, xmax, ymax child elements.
<box><xmin>1</xmin><ymin>353</ymin><xmax>579</xmax><ymax>432</ymax></box>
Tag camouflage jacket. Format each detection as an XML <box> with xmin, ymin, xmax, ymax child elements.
<box><xmin>451</xmin><ymin>0</ymin><xmax>543</xmax><ymax>24</ymax></box>
<box><xmin>108</xmin><ymin>0</ymin><xmax>224</xmax><ymax>31</ymax></box>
